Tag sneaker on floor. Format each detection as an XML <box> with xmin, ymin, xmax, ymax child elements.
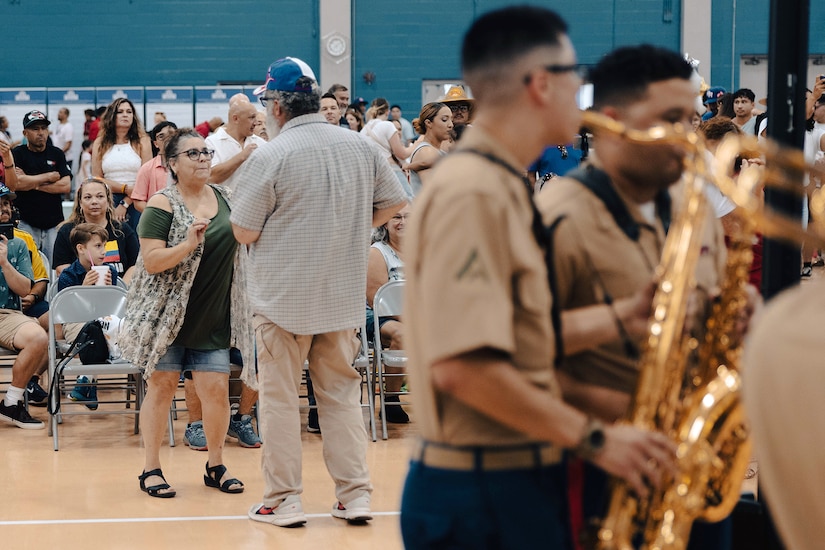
<box><xmin>382</xmin><ymin>395</ymin><xmax>410</xmax><ymax>424</ymax></box>
<box><xmin>184</xmin><ymin>420</ymin><xmax>208</xmax><ymax>451</ymax></box>
<box><xmin>69</xmin><ymin>376</ymin><xmax>98</xmax><ymax>410</ymax></box>
<box><xmin>331</xmin><ymin>496</ymin><xmax>372</xmax><ymax>523</ymax></box>
<box><xmin>307</xmin><ymin>408</ymin><xmax>320</xmax><ymax>433</ymax></box>
<box><xmin>26</xmin><ymin>376</ymin><xmax>48</xmax><ymax>407</ymax></box>
<box><xmin>228</xmin><ymin>414</ymin><xmax>262</xmax><ymax>448</ymax></box>
<box><xmin>248</xmin><ymin>495</ymin><xmax>307</xmax><ymax>528</ymax></box>
<box><xmin>0</xmin><ymin>399</ymin><xmax>45</xmax><ymax>430</ymax></box>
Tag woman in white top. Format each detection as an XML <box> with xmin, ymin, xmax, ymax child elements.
<box><xmin>366</xmin><ymin>203</ymin><xmax>410</xmax><ymax>423</ymax></box>
<box><xmin>406</xmin><ymin>102</ymin><xmax>453</xmax><ymax>195</ymax></box>
<box><xmin>92</xmin><ymin>98</ymin><xmax>152</xmax><ymax>233</ymax></box>
<box><xmin>361</xmin><ymin>98</ymin><xmax>415</xmax><ymax>197</ymax></box>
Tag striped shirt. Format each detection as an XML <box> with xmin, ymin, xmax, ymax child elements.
<box><xmin>230</xmin><ymin>113</ymin><xmax>407</xmax><ymax>334</ymax></box>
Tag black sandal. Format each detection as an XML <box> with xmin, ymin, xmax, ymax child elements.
<box><xmin>138</xmin><ymin>468</ymin><xmax>176</xmax><ymax>498</ymax></box>
<box><xmin>204</xmin><ymin>462</ymin><xmax>244</xmax><ymax>494</ymax></box>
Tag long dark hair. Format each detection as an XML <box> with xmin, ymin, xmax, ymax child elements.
<box><xmin>95</xmin><ymin>98</ymin><xmax>147</xmax><ymax>159</ymax></box>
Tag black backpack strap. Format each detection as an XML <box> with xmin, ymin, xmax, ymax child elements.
<box><xmin>541</xmin><ymin>215</ymin><xmax>567</xmax><ymax>367</ymax></box>
<box><xmin>566</xmin><ymin>165</ymin><xmax>672</xmax><ymax>238</ymax></box>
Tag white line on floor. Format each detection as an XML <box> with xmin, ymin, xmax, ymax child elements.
<box><xmin>0</xmin><ymin>511</ymin><xmax>401</xmax><ymax>526</ymax></box>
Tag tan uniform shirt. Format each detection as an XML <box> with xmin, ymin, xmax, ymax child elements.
<box><xmin>536</xmin><ymin>167</ymin><xmax>726</xmax><ymax>394</ymax></box>
<box><xmin>743</xmin><ymin>282</ymin><xmax>825</xmax><ymax>550</ymax></box>
<box><xmin>405</xmin><ymin>127</ymin><xmax>560</xmax><ymax>447</ymax></box>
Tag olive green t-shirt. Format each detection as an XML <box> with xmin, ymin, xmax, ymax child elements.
<box><xmin>138</xmin><ymin>188</ymin><xmax>236</xmax><ymax>349</ymax></box>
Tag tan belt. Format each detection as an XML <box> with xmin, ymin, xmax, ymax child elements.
<box><xmin>412</xmin><ymin>439</ymin><xmax>563</xmax><ymax>472</ymax></box>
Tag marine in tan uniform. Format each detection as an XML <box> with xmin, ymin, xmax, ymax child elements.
<box><xmin>400</xmin><ymin>8</ymin><xmax>674</xmax><ymax>550</ymax></box>
<box><xmin>536</xmin><ymin>45</ymin><xmax>732</xmax><ymax>549</ymax></box>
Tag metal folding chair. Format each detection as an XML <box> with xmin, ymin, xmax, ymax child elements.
<box><xmin>47</xmin><ymin>285</ymin><xmax>144</xmax><ymax>450</ymax></box>
<box><xmin>372</xmin><ymin>279</ymin><xmax>407</xmax><ymax>439</ymax></box>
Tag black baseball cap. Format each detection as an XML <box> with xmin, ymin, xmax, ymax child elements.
<box><xmin>23</xmin><ymin>110</ymin><xmax>50</xmax><ymax>129</ymax></box>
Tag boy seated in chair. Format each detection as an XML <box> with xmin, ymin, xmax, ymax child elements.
<box><xmin>57</xmin><ymin>223</ymin><xmax>118</xmax><ymax>409</ymax></box>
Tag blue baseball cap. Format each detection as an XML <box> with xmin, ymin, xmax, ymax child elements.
<box><xmin>253</xmin><ymin>57</ymin><xmax>317</xmax><ymax>96</ymax></box>
<box><xmin>703</xmin><ymin>86</ymin><xmax>726</xmax><ymax>105</ymax></box>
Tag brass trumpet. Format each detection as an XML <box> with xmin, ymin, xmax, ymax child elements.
<box><xmin>577</xmin><ymin>110</ymin><xmax>825</xmax><ymax>550</ymax></box>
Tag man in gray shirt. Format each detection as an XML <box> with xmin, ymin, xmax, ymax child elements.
<box><xmin>231</xmin><ymin>57</ymin><xmax>407</xmax><ymax>528</ymax></box>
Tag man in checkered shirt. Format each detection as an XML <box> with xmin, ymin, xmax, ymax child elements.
<box><xmin>231</xmin><ymin>57</ymin><xmax>407</xmax><ymax>528</ymax></box>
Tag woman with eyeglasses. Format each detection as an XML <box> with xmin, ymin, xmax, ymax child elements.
<box><xmin>366</xmin><ymin>203</ymin><xmax>411</xmax><ymax>423</ymax></box>
<box><xmin>120</xmin><ymin>128</ymin><xmax>254</xmax><ymax>499</ymax></box>
<box><xmin>91</xmin><ymin>98</ymin><xmax>152</xmax><ymax>234</ymax></box>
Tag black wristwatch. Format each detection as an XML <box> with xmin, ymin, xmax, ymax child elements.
<box><xmin>574</xmin><ymin>416</ymin><xmax>606</xmax><ymax>461</ymax></box>
<box><xmin>118</xmin><ymin>199</ymin><xmax>128</xmax><ymax>207</ymax></box>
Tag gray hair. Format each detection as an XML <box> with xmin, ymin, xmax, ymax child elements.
<box><xmin>371</xmin><ymin>224</ymin><xmax>389</xmax><ymax>245</ymax></box>
<box><xmin>264</xmin><ymin>77</ymin><xmax>321</xmax><ymax>120</ymax></box>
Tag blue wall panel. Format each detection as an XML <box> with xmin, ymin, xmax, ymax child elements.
<box><xmin>710</xmin><ymin>0</ymin><xmax>825</xmax><ymax>91</ymax></box>
<box><xmin>351</xmin><ymin>0</ymin><xmax>681</xmax><ymax>116</ymax></box>
<box><xmin>2</xmin><ymin>0</ymin><xmax>319</xmax><ymax>88</ymax></box>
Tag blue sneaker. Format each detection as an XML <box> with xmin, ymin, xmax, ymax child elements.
<box><xmin>184</xmin><ymin>420</ymin><xmax>208</xmax><ymax>451</ymax></box>
<box><xmin>69</xmin><ymin>376</ymin><xmax>98</xmax><ymax>410</ymax></box>
<box><xmin>228</xmin><ymin>414</ymin><xmax>262</xmax><ymax>448</ymax></box>
<box><xmin>26</xmin><ymin>376</ymin><xmax>48</xmax><ymax>407</ymax></box>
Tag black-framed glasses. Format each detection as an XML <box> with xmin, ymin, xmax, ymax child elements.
<box><xmin>260</xmin><ymin>97</ymin><xmax>273</xmax><ymax>108</ymax></box>
<box><xmin>449</xmin><ymin>104</ymin><xmax>470</xmax><ymax>114</ymax></box>
<box><xmin>524</xmin><ymin>63</ymin><xmax>587</xmax><ymax>84</ymax></box>
<box><xmin>172</xmin><ymin>148</ymin><xmax>215</xmax><ymax>161</ymax></box>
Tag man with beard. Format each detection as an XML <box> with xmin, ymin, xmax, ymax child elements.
<box><xmin>231</xmin><ymin>57</ymin><xmax>407</xmax><ymax>528</ymax></box>
<box><xmin>12</xmin><ymin>110</ymin><xmax>72</xmax><ymax>262</ymax></box>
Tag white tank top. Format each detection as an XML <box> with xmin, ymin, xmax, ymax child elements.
<box><xmin>101</xmin><ymin>143</ymin><xmax>142</xmax><ymax>186</ymax></box>
<box><xmin>371</xmin><ymin>241</ymin><xmax>404</xmax><ymax>281</ymax></box>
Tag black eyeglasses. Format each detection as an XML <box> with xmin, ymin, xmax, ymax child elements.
<box><xmin>172</xmin><ymin>148</ymin><xmax>215</xmax><ymax>161</ymax></box>
<box><xmin>449</xmin><ymin>104</ymin><xmax>470</xmax><ymax>114</ymax></box>
<box><xmin>523</xmin><ymin>64</ymin><xmax>587</xmax><ymax>84</ymax></box>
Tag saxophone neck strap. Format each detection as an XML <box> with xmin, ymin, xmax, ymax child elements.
<box><xmin>566</xmin><ymin>165</ymin><xmax>672</xmax><ymax>238</ymax></box>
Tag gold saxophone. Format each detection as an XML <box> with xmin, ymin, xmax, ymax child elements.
<box><xmin>578</xmin><ymin>111</ymin><xmax>825</xmax><ymax>550</ymax></box>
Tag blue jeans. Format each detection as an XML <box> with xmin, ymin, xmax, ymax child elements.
<box><xmin>401</xmin><ymin>459</ymin><xmax>570</xmax><ymax>550</ymax></box>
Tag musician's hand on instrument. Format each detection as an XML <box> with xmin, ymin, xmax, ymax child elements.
<box><xmin>615</xmin><ymin>280</ymin><xmax>656</xmax><ymax>340</ymax></box>
<box><xmin>591</xmin><ymin>424</ymin><xmax>677</xmax><ymax>498</ymax></box>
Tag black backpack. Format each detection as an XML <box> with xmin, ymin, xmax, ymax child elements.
<box><xmin>71</xmin><ymin>319</ymin><xmax>110</xmax><ymax>365</ymax></box>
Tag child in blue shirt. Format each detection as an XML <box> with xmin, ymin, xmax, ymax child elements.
<box><xmin>57</xmin><ymin>223</ymin><xmax>118</xmax><ymax>291</ymax></box>
<box><xmin>57</xmin><ymin>223</ymin><xmax>119</xmax><ymax>409</ymax></box>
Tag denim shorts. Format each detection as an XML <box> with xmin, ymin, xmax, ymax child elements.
<box><xmin>154</xmin><ymin>346</ymin><xmax>230</xmax><ymax>375</ymax></box>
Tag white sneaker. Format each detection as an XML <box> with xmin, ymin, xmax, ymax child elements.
<box><xmin>331</xmin><ymin>496</ymin><xmax>372</xmax><ymax>523</ymax></box>
<box><xmin>248</xmin><ymin>495</ymin><xmax>307</xmax><ymax>527</ymax></box>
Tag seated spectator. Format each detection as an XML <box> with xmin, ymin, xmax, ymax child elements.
<box><xmin>0</xmin><ymin>185</ymin><xmax>48</xmax><ymax>428</ymax></box>
<box><xmin>366</xmin><ymin>204</ymin><xmax>410</xmax><ymax>423</ymax></box>
<box><xmin>57</xmin><ymin>223</ymin><xmax>118</xmax><ymax>409</ymax></box>
<box><xmin>53</xmin><ymin>177</ymin><xmax>139</xmax><ymax>283</ymax></box>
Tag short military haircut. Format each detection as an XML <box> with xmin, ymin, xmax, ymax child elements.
<box><xmin>591</xmin><ymin>44</ymin><xmax>693</xmax><ymax>109</ymax></box>
<box><xmin>321</xmin><ymin>93</ymin><xmax>337</xmax><ymax>102</ymax></box>
<box><xmin>461</xmin><ymin>6</ymin><xmax>568</xmax><ymax>78</ymax></box>
<box><xmin>731</xmin><ymin>88</ymin><xmax>755</xmax><ymax>102</ymax></box>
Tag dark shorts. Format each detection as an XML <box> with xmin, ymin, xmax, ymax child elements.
<box><xmin>365</xmin><ymin>308</ymin><xmax>397</xmax><ymax>341</ymax></box>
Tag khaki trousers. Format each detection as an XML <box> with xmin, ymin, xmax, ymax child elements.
<box><xmin>254</xmin><ymin>316</ymin><xmax>373</xmax><ymax>508</ymax></box>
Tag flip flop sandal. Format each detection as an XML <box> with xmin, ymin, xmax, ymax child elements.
<box><xmin>204</xmin><ymin>462</ymin><xmax>244</xmax><ymax>494</ymax></box>
<box><xmin>138</xmin><ymin>468</ymin><xmax>176</xmax><ymax>498</ymax></box>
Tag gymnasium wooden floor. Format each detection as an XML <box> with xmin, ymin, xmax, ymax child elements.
<box><xmin>2</xmin><ymin>397</ymin><xmax>417</xmax><ymax>550</ymax></box>
<box><xmin>5</xmin><ymin>264</ymin><xmax>817</xmax><ymax>549</ymax></box>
